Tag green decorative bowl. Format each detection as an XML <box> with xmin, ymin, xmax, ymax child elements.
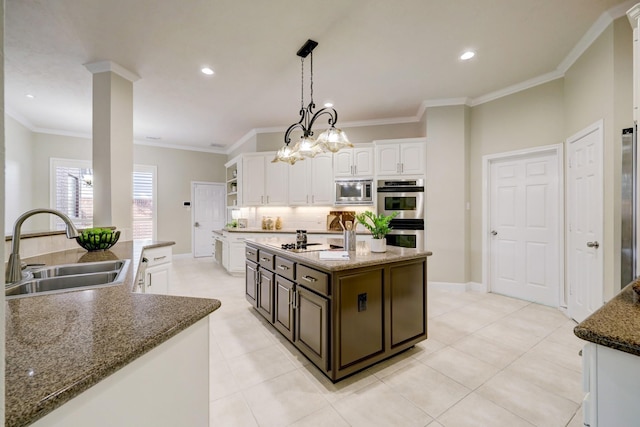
<box><xmin>76</xmin><ymin>229</ymin><xmax>121</xmax><ymax>251</ymax></box>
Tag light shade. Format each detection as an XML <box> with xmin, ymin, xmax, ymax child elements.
<box><xmin>317</xmin><ymin>127</ymin><xmax>352</xmax><ymax>153</ymax></box>
<box><xmin>272</xmin><ymin>143</ymin><xmax>304</xmax><ymax>164</ymax></box>
<box><xmin>294</xmin><ymin>136</ymin><xmax>323</xmax><ymax>158</ymax></box>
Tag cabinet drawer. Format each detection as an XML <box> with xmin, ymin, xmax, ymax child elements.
<box><xmin>274</xmin><ymin>256</ymin><xmax>295</xmax><ymax>281</ymax></box>
<box><xmin>245</xmin><ymin>245</ymin><xmax>259</xmax><ymax>263</ymax></box>
<box><xmin>297</xmin><ymin>265</ymin><xmax>329</xmax><ymax>296</ymax></box>
<box><xmin>258</xmin><ymin>250</ymin><xmax>275</xmax><ymax>271</ymax></box>
<box><xmin>144</xmin><ymin>246</ymin><xmax>172</xmax><ymax>267</ymax></box>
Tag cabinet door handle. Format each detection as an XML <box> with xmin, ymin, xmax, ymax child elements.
<box><xmin>301</xmin><ymin>275</ymin><xmax>317</xmax><ymax>283</ymax></box>
<box><xmin>260</xmin><ymin>257</ymin><xmax>269</xmax><ymax>262</ymax></box>
<box><xmin>311</xmin><ymin>195</ymin><xmax>315</xmax><ymax>204</ymax></box>
<box><xmin>401</xmin><ymin>163</ymin><xmax>404</xmax><ymax>173</ymax></box>
<box><xmin>354</xmin><ymin>165</ymin><xmax>357</xmax><ymax>175</ymax></box>
<box><xmin>397</xmin><ymin>163</ymin><xmax>401</xmax><ymax>173</ymax></box>
<box><xmin>147</xmin><ymin>272</ymin><xmax>151</xmax><ymax>287</ymax></box>
<box><xmin>246</xmin><ymin>251</ymin><xmax>255</xmax><ymax>256</ymax></box>
<box><xmin>266</xmin><ymin>195</ymin><xmax>270</xmax><ymax>204</ymax></box>
<box><xmin>153</xmin><ymin>256</ymin><xmax>166</xmax><ymax>261</ymax></box>
<box><xmin>278</xmin><ymin>265</ymin><xmax>289</xmax><ymax>270</ymax></box>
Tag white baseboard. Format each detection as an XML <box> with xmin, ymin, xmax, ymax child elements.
<box><xmin>428</xmin><ymin>281</ymin><xmax>487</xmax><ymax>293</ymax></box>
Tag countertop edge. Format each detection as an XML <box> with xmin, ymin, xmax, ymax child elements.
<box><xmin>573</xmin><ymin>282</ymin><xmax>640</xmax><ymax>358</ymax></box>
<box><xmin>5</xmin><ymin>240</ymin><xmax>219</xmax><ymax>427</ymax></box>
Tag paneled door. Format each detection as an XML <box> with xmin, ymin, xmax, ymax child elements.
<box><xmin>567</xmin><ymin>122</ymin><xmax>604</xmax><ymax>322</ymax></box>
<box><xmin>192</xmin><ymin>182</ymin><xmax>225</xmax><ymax>258</ymax></box>
<box><xmin>489</xmin><ymin>150</ymin><xmax>560</xmax><ymax>306</ymax></box>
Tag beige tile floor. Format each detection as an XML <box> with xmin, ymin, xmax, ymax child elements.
<box><xmin>170</xmin><ymin>257</ymin><xmax>585</xmax><ymax>427</ymax></box>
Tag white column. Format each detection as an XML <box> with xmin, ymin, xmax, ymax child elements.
<box><xmin>85</xmin><ymin>61</ymin><xmax>139</xmax><ymax>240</ymax></box>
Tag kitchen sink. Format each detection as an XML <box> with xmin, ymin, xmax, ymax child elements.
<box><xmin>6</xmin><ymin>259</ymin><xmax>130</xmax><ymax>299</ymax></box>
<box><xmin>31</xmin><ymin>260</ymin><xmax>127</xmax><ymax>278</ymax></box>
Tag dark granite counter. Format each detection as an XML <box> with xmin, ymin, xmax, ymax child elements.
<box><xmin>5</xmin><ymin>240</ymin><xmax>221</xmax><ymax>427</ymax></box>
<box><xmin>247</xmin><ymin>237</ymin><xmax>432</xmax><ymax>272</ymax></box>
<box><xmin>574</xmin><ymin>281</ymin><xmax>640</xmax><ymax>357</ymax></box>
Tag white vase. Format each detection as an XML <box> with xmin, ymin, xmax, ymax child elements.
<box><xmin>370</xmin><ymin>238</ymin><xmax>387</xmax><ymax>253</ymax></box>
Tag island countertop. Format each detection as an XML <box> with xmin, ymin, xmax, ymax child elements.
<box><xmin>574</xmin><ymin>281</ymin><xmax>640</xmax><ymax>357</ymax></box>
<box><xmin>247</xmin><ymin>237</ymin><xmax>432</xmax><ymax>272</ymax></box>
<box><xmin>5</xmin><ymin>240</ymin><xmax>221</xmax><ymax>427</ymax></box>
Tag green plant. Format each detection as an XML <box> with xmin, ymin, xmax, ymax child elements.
<box><xmin>355</xmin><ymin>210</ymin><xmax>399</xmax><ymax>239</ymax></box>
<box><xmin>226</xmin><ymin>220</ymin><xmax>238</xmax><ymax>228</ymax></box>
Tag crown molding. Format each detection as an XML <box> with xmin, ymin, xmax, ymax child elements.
<box><xmin>225</xmin><ymin>128</ymin><xmax>257</xmax><ymax>154</ymax></box>
<box><xmin>84</xmin><ymin>60</ymin><xmax>141</xmax><ymax>82</ymax></box>
<box><xmin>469</xmin><ymin>69</ymin><xmax>564</xmax><ymax>107</ymax></box>
<box><xmin>134</xmin><ymin>139</ymin><xmax>225</xmax><ymax>154</ymax></box>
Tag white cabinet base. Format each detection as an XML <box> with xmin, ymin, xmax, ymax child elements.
<box><xmin>33</xmin><ymin>317</ymin><xmax>210</xmax><ymax>427</ymax></box>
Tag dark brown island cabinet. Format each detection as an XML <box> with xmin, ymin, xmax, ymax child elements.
<box><xmin>245</xmin><ymin>240</ymin><xmax>431</xmax><ymax>382</ymax></box>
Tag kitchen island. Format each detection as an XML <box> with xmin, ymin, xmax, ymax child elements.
<box><xmin>245</xmin><ymin>237</ymin><xmax>431</xmax><ymax>381</ymax></box>
<box><xmin>5</xmin><ymin>240</ymin><xmax>220</xmax><ymax>427</ymax></box>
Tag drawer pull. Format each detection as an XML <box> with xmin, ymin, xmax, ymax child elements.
<box><xmin>301</xmin><ymin>275</ymin><xmax>317</xmax><ymax>283</ymax></box>
<box><xmin>153</xmin><ymin>256</ymin><xmax>167</xmax><ymax>261</ymax></box>
<box><xmin>261</xmin><ymin>257</ymin><xmax>269</xmax><ymax>262</ymax></box>
<box><xmin>247</xmin><ymin>251</ymin><xmax>255</xmax><ymax>256</ymax></box>
<box><xmin>278</xmin><ymin>265</ymin><xmax>289</xmax><ymax>270</ymax></box>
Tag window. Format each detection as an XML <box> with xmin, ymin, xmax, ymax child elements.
<box><xmin>51</xmin><ymin>159</ymin><xmax>156</xmax><ymax>239</ymax></box>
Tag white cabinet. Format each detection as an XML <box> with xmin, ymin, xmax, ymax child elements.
<box><xmin>374</xmin><ymin>138</ymin><xmax>426</xmax><ymax>177</ymax></box>
<box><xmin>224</xmin><ymin>156</ymin><xmax>241</xmax><ymax>219</ymax></box>
<box><xmin>242</xmin><ymin>153</ymin><xmax>288</xmax><ymax>206</ymax></box>
<box><xmin>141</xmin><ymin>246</ymin><xmax>172</xmax><ymax>294</ymax></box>
<box><xmin>628</xmin><ymin>5</ymin><xmax>640</xmax><ymax>123</ymax></box>
<box><xmin>289</xmin><ymin>153</ymin><xmax>334</xmax><ymax>205</ymax></box>
<box><xmin>581</xmin><ymin>342</ymin><xmax>640</xmax><ymax>427</ymax></box>
<box><xmin>334</xmin><ymin>147</ymin><xmax>374</xmax><ymax>177</ymax></box>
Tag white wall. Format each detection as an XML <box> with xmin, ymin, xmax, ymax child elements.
<box><xmin>5</xmin><ymin>116</ymin><xmax>34</xmax><ymax>232</ymax></box>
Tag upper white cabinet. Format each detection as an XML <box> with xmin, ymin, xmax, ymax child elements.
<box><xmin>289</xmin><ymin>153</ymin><xmax>334</xmax><ymax>205</ymax></box>
<box><xmin>374</xmin><ymin>138</ymin><xmax>426</xmax><ymax>177</ymax></box>
<box><xmin>334</xmin><ymin>147</ymin><xmax>374</xmax><ymax>177</ymax></box>
<box><xmin>628</xmin><ymin>5</ymin><xmax>640</xmax><ymax>123</ymax></box>
<box><xmin>242</xmin><ymin>153</ymin><xmax>288</xmax><ymax>206</ymax></box>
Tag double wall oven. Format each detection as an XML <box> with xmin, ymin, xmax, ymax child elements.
<box><xmin>377</xmin><ymin>179</ymin><xmax>425</xmax><ymax>249</ymax></box>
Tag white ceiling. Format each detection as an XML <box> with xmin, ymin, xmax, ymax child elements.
<box><xmin>5</xmin><ymin>0</ymin><xmax>635</xmax><ymax>153</ymax></box>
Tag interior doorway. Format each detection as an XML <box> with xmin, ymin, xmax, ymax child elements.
<box><xmin>192</xmin><ymin>182</ymin><xmax>225</xmax><ymax>258</ymax></box>
<box><xmin>566</xmin><ymin>120</ymin><xmax>604</xmax><ymax>323</ymax></box>
<box><xmin>483</xmin><ymin>144</ymin><xmax>563</xmax><ymax>307</ymax></box>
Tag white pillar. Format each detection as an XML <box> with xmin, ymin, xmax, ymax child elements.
<box><xmin>85</xmin><ymin>61</ymin><xmax>139</xmax><ymax>240</ymax></box>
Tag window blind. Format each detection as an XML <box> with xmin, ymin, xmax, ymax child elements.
<box><xmin>133</xmin><ymin>169</ymin><xmax>154</xmax><ymax>240</ymax></box>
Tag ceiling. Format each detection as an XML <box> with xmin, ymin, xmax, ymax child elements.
<box><xmin>5</xmin><ymin>0</ymin><xmax>634</xmax><ymax>153</ymax></box>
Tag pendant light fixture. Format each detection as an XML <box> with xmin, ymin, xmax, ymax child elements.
<box><xmin>273</xmin><ymin>39</ymin><xmax>352</xmax><ymax>164</ymax></box>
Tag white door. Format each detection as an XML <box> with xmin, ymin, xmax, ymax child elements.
<box><xmin>567</xmin><ymin>122</ymin><xmax>604</xmax><ymax>322</ymax></box>
<box><xmin>192</xmin><ymin>182</ymin><xmax>225</xmax><ymax>258</ymax></box>
<box><xmin>489</xmin><ymin>151</ymin><xmax>560</xmax><ymax>306</ymax></box>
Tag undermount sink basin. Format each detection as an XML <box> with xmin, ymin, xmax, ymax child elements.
<box><xmin>6</xmin><ymin>259</ymin><xmax>130</xmax><ymax>299</ymax></box>
<box><xmin>31</xmin><ymin>260</ymin><xmax>127</xmax><ymax>278</ymax></box>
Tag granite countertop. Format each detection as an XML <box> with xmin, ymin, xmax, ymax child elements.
<box><xmin>223</xmin><ymin>227</ymin><xmax>371</xmax><ymax>235</ymax></box>
<box><xmin>574</xmin><ymin>281</ymin><xmax>640</xmax><ymax>357</ymax></box>
<box><xmin>248</xmin><ymin>237</ymin><xmax>432</xmax><ymax>272</ymax></box>
<box><xmin>5</xmin><ymin>240</ymin><xmax>221</xmax><ymax>427</ymax></box>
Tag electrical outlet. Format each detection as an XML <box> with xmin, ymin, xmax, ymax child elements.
<box><xmin>358</xmin><ymin>293</ymin><xmax>367</xmax><ymax>312</ymax></box>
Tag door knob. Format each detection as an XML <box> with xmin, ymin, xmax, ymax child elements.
<box><xmin>586</xmin><ymin>241</ymin><xmax>600</xmax><ymax>249</ymax></box>
<box><xmin>194</xmin><ymin>222</ymin><xmax>200</xmax><ymax>227</ymax></box>
<box><xmin>491</xmin><ymin>230</ymin><xmax>498</xmax><ymax>236</ymax></box>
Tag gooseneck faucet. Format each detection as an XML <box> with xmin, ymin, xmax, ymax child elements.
<box><xmin>6</xmin><ymin>208</ymin><xmax>79</xmax><ymax>284</ymax></box>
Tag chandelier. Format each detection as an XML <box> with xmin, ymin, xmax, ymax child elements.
<box><xmin>273</xmin><ymin>39</ymin><xmax>352</xmax><ymax>164</ymax></box>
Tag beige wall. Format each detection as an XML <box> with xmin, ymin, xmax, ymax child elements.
<box><xmin>7</xmin><ymin>125</ymin><xmax>226</xmax><ymax>254</ymax></box>
<box><xmin>253</xmin><ymin>121</ymin><xmax>424</xmax><ymax>153</ymax></box>
<box><xmin>563</xmin><ymin>17</ymin><xmax>633</xmax><ymax>300</ymax></box>
<box><xmin>425</xmin><ymin>105</ymin><xmax>470</xmax><ymax>283</ymax></box>
<box><xmin>133</xmin><ymin>145</ymin><xmax>226</xmax><ymax>254</ymax></box>
<box><xmin>468</xmin><ymin>79</ymin><xmax>566</xmax><ymax>283</ymax></box>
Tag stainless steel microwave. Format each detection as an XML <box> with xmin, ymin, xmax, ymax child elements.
<box><xmin>335</xmin><ymin>179</ymin><xmax>373</xmax><ymax>205</ymax></box>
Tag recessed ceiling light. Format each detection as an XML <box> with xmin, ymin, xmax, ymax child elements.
<box><xmin>460</xmin><ymin>51</ymin><xmax>475</xmax><ymax>61</ymax></box>
<box><xmin>201</xmin><ymin>67</ymin><xmax>214</xmax><ymax>75</ymax></box>
<box><xmin>324</xmin><ymin>102</ymin><xmax>334</xmax><ymax>108</ymax></box>
<box><xmin>26</xmin><ymin>94</ymin><xmax>35</xmax><ymax>99</ymax></box>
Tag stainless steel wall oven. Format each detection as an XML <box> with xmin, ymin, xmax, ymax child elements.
<box><xmin>377</xmin><ymin>179</ymin><xmax>425</xmax><ymax>249</ymax></box>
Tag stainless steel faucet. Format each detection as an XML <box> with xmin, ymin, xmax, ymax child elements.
<box><xmin>6</xmin><ymin>208</ymin><xmax>79</xmax><ymax>284</ymax></box>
